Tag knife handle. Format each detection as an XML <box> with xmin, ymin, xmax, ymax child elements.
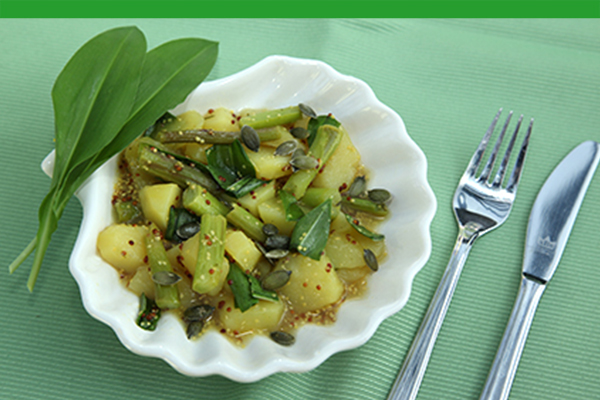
<box><xmin>480</xmin><ymin>276</ymin><xmax>546</xmax><ymax>400</ymax></box>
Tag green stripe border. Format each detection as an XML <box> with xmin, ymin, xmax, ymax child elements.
<box><xmin>0</xmin><ymin>1</ymin><xmax>599</xmax><ymax>18</ymax></box>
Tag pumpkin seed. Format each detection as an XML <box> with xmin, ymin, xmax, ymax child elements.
<box><xmin>241</xmin><ymin>125</ymin><xmax>260</xmax><ymax>152</ymax></box>
<box><xmin>152</xmin><ymin>271</ymin><xmax>182</xmax><ymax>286</ymax></box>
<box><xmin>363</xmin><ymin>249</ymin><xmax>379</xmax><ymax>271</ymax></box>
<box><xmin>262</xmin><ymin>223</ymin><xmax>279</xmax><ymax>237</ymax></box>
<box><xmin>255</xmin><ymin>241</ymin><xmax>274</xmax><ymax>265</ymax></box>
<box><xmin>291</xmin><ymin>148</ymin><xmax>305</xmax><ymax>158</ymax></box>
<box><xmin>186</xmin><ymin>320</ymin><xmax>205</xmax><ymax>339</ymax></box>
<box><xmin>176</xmin><ymin>221</ymin><xmax>200</xmax><ymax>240</ymax></box>
<box><xmin>265</xmin><ymin>234</ymin><xmax>290</xmax><ymax>250</ymax></box>
<box><xmin>270</xmin><ymin>331</ymin><xmax>295</xmax><ymax>346</ymax></box>
<box><xmin>298</xmin><ymin>103</ymin><xmax>317</xmax><ymax>119</ymax></box>
<box><xmin>368</xmin><ymin>188</ymin><xmax>392</xmax><ymax>204</ymax></box>
<box><xmin>265</xmin><ymin>249</ymin><xmax>290</xmax><ymax>259</ymax></box>
<box><xmin>290</xmin><ymin>155</ymin><xmax>319</xmax><ymax>170</ymax></box>
<box><xmin>290</xmin><ymin>127</ymin><xmax>309</xmax><ymax>139</ymax></box>
<box><xmin>347</xmin><ymin>176</ymin><xmax>367</xmax><ymax>198</ymax></box>
<box><xmin>262</xmin><ymin>270</ymin><xmax>292</xmax><ymax>290</ymax></box>
<box><xmin>274</xmin><ymin>140</ymin><xmax>298</xmax><ymax>156</ymax></box>
<box><xmin>183</xmin><ymin>304</ymin><xmax>215</xmax><ymax>322</ymax></box>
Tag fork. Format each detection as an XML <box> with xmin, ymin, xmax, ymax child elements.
<box><xmin>387</xmin><ymin>109</ymin><xmax>533</xmax><ymax>400</ymax></box>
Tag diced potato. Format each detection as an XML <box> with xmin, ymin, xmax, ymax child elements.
<box><xmin>329</xmin><ymin>213</ymin><xmax>355</xmax><ymax>235</ymax></box>
<box><xmin>203</xmin><ymin>107</ymin><xmax>239</xmax><ymax>131</ymax></box>
<box><xmin>257</xmin><ymin>197</ymin><xmax>296</xmax><ymax>236</ymax></box>
<box><xmin>127</xmin><ymin>266</ymin><xmax>155</xmax><ymax>298</ymax></box>
<box><xmin>355</xmin><ymin>234</ymin><xmax>386</xmax><ymax>259</ymax></box>
<box><xmin>97</xmin><ymin>224</ymin><xmax>148</xmax><ymax>273</ymax></box>
<box><xmin>237</xmin><ymin>181</ymin><xmax>276</xmax><ymax>217</ymax></box>
<box><xmin>225</xmin><ymin>230</ymin><xmax>262</xmax><ymax>272</ymax></box>
<box><xmin>179</xmin><ymin>233</ymin><xmax>199</xmax><ymax>275</ymax></box>
<box><xmin>312</xmin><ymin>128</ymin><xmax>360</xmax><ymax>191</ymax></box>
<box><xmin>182</xmin><ymin>143</ymin><xmax>211</xmax><ymax>164</ymax></box>
<box><xmin>214</xmin><ymin>292</ymin><xmax>285</xmax><ymax>334</ymax></box>
<box><xmin>259</xmin><ymin>127</ymin><xmax>297</xmax><ymax>148</ymax></box>
<box><xmin>163</xmin><ymin>110</ymin><xmax>204</xmax><ymax>131</ymax></box>
<box><xmin>276</xmin><ymin>253</ymin><xmax>344</xmax><ymax>314</ymax></box>
<box><xmin>325</xmin><ymin>232</ymin><xmax>365</xmax><ymax>269</ymax></box>
<box><xmin>336</xmin><ymin>265</ymin><xmax>370</xmax><ymax>284</ymax></box>
<box><xmin>246</xmin><ymin>147</ymin><xmax>293</xmax><ymax>180</ymax></box>
<box><xmin>139</xmin><ymin>183</ymin><xmax>182</xmax><ymax>231</ymax></box>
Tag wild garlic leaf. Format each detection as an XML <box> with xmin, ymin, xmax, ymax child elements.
<box><xmin>227</xmin><ymin>263</ymin><xmax>258</xmax><ymax>312</ymax></box>
<box><xmin>55</xmin><ymin>38</ymin><xmax>219</xmax><ymax>214</ymax></box>
<box><xmin>344</xmin><ymin>213</ymin><xmax>385</xmax><ymax>241</ymax></box>
<box><xmin>290</xmin><ymin>199</ymin><xmax>332</xmax><ymax>260</ymax></box>
<box><xmin>52</xmin><ymin>26</ymin><xmax>146</xmax><ymax>189</ymax></box>
<box><xmin>279</xmin><ymin>190</ymin><xmax>305</xmax><ymax>221</ymax></box>
<box><xmin>306</xmin><ymin>115</ymin><xmax>341</xmax><ymax>146</ymax></box>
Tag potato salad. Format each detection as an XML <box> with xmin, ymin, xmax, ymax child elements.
<box><xmin>96</xmin><ymin>104</ymin><xmax>391</xmax><ymax>346</ymax></box>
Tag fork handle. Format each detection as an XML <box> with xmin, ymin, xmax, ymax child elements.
<box><xmin>387</xmin><ymin>224</ymin><xmax>479</xmax><ymax>400</ymax></box>
<box><xmin>479</xmin><ymin>276</ymin><xmax>546</xmax><ymax>400</ymax></box>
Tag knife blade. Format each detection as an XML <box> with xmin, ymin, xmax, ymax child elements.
<box><xmin>480</xmin><ymin>140</ymin><xmax>600</xmax><ymax>400</ymax></box>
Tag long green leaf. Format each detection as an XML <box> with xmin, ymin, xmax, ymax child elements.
<box><xmin>51</xmin><ymin>26</ymin><xmax>146</xmax><ymax>188</ymax></box>
<box><xmin>54</xmin><ymin>38</ymin><xmax>219</xmax><ymax>214</ymax></box>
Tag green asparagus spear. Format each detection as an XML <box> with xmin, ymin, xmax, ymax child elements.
<box><xmin>193</xmin><ymin>214</ymin><xmax>227</xmax><ymax>294</ymax></box>
<box><xmin>145</xmin><ymin>227</ymin><xmax>181</xmax><ymax>310</ymax></box>
<box><xmin>136</xmin><ymin>137</ymin><xmax>220</xmax><ymax>194</ymax></box>
<box><xmin>226</xmin><ymin>204</ymin><xmax>266</xmax><ymax>243</ymax></box>
<box><xmin>156</xmin><ymin>126</ymin><xmax>283</xmax><ymax>144</ymax></box>
<box><xmin>282</xmin><ymin>124</ymin><xmax>343</xmax><ymax>199</ymax></box>
<box><xmin>341</xmin><ymin>196</ymin><xmax>389</xmax><ymax>217</ymax></box>
<box><xmin>238</xmin><ymin>106</ymin><xmax>302</xmax><ymax>129</ymax></box>
<box><xmin>182</xmin><ymin>184</ymin><xmax>230</xmax><ymax>216</ymax></box>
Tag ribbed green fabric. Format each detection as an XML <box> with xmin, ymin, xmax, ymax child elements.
<box><xmin>1</xmin><ymin>19</ymin><xmax>598</xmax><ymax>400</ymax></box>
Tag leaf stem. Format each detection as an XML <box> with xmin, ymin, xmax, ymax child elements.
<box><xmin>8</xmin><ymin>237</ymin><xmax>38</xmax><ymax>274</ymax></box>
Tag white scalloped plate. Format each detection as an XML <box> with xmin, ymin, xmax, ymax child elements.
<box><xmin>42</xmin><ymin>55</ymin><xmax>437</xmax><ymax>382</ymax></box>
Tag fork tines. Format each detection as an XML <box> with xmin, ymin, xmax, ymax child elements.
<box><xmin>467</xmin><ymin>108</ymin><xmax>533</xmax><ymax>192</ymax></box>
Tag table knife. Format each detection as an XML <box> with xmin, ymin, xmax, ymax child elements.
<box><xmin>480</xmin><ymin>140</ymin><xmax>600</xmax><ymax>400</ymax></box>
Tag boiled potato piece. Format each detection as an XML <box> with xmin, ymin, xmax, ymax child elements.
<box><xmin>214</xmin><ymin>292</ymin><xmax>285</xmax><ymax>334</ymax></box>
<box><xmin>127</xmin><ymin>266</ymin><xmax>155</xmax><ymax>298</ymax></box>
<box><xmin>139</xmin><ymin>183</ymin><xmax>182</xmax><ymax>231</ymax></box>
<box><xmin>257</xmin><ymin>197</ymin><xmax>296</xmax><ymax>236</ymax></box>
<box><xmin>203</xmin><ymin>107</ymin><xmax>239</xmax><ymax>131</ymax></box>
<box><xmin>276</xmin><ymin>253</ymin><xmax>344</xmax><ymax>314</ymax></box>
<box><xmin>225</xmin><ymin>230</ymin><xmax>261</xmax><ymax>272</ymax></box>
<box><xmin>97</xmin><ymin>224</ymin><xmax>148</xmax><ymax>273</ymax></box>
<box><xmin>325</xmin><ymin>232</ymin><xmax>365</xmax><ymax>269</ymax></box>
<box><xmin>179</xmin><ymin>232</ymin><xmax>199</xmax><ymax>275</ymax></box>
<box><xmin>336</xmin><ymin>265</ymin><xmax>371</xmax><ymax>284</ymax></box>
<box><xmin>162</xmin><ymin>110</ymin><xmax>204</xmax><ymax>132</ymax></box>
<box><xmin>182</xmin><ymin>143</ymin><xmax>211</xmax><ymax>164</ymax></box>
<box><xmin>237</xmin><ymin>181</ymin><xmax>276</xmax><ymax>217</ymax></box>
<box><xmin>312</xmin><ymin>128</ymin><xmax>360</xmax><ymax>191</ymax></box>
<box><xmin>246</xmin><ymin>147</ymin><xmax>294</xmax><ymax>180</ymax></box>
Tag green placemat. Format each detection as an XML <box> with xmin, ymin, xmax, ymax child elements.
<box><xmin>1</xmin><ymin>19</ymin><xmax>599</xmax><ymax>400</ymax></box>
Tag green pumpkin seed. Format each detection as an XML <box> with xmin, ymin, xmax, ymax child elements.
<box><xmin>262</xmin><ymin>223</ymin><xmax>279</xmax><ymax>237</ymax></box>
<box><xmin>298</xmin><ymin>103</ymin><xmax>317</xmax><ymax>119</ymax></box>
<box><xmin>363</xmin><ymin>249</ymin><xmax>379</xmax><ymax>271</ymax></box>
<box><xmin>290</xmin><ymin>127</ymin><xmax>309</xmax><ymax>139</ymax></box>
<box><xmin>265</xmin><ymin>249</ymin><xmax>290</xmax><ymax>259</ymax></box>
<box><xmin>183</xmin><ymin>304</ymin><xmax>215</xmax><ymax>322</ymax></box>
<box><xmin>262</xmin><ymin>270</ymin><xmax>292</xmax><ymax>290</ymax></box>
<box><xmin>270</xmin><ymin>331</ymin><xmax>295</xmax><ymax>346</ymax></box>
<box><xmin>368</xmin><ymin>188</ymin><xmax>392</xmax><ymax>204</ymax></box>
<box><xmin>152</xmin><ymin>271</ymin><xmax>182</xmax><ymax>286</ymax></box>
<box><xmin>241</xmin><ymin>125</ymin><xmax>260</xmax><ymax>152</ymax></box>
<box><xmin>176</xmin><ymin>221</ymin><xmax>200</xmax><ymax>240</ymax></box>
<box><xmin>347</xmin><ymin>176</ymin><xmax>367</xmax><ymax>198</ymax></box>
<box><xmin>186</xmin><ymin>320</ymin><xmax>205</xmax><ymax>339</ymax></box>
<box><xmin>290</xmin><ymin>155</ymin><xmax>319</xmax><ymax>170</ymax></box>
<box><xmin>274</xmin><ymin>140</ymin><xmax>298</xmax><ymax>156</ymax></box>
<box><xmin>265</xmin><ymin>234</ymin><xmax>290</xmax><ymax>250</ymax></box>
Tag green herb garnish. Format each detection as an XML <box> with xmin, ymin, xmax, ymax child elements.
<box><xmin>8</xmin><ymin>26</ymin><xmax>218</xmax><ymax>291</ymax></box>
<box><xmin>290</xmin><ymin>199</ymin><xmax>332</xmax><ymax>260</ymax></box>
<box><xmin>279</xmin><ymin>190</ymin><xmax>305</xmax><ymax>221</ymax></box>
<box><xmin>136</xmin><ymin>293</ymin><xmax>162</xmax><ymax>331</ymax></box>
<box><xmin>344</xmin><ymin>213</ymin><xmax>385</xmax><ymax>241</ymax></box>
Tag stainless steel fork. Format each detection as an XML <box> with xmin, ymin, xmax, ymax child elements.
<box><xmin>387</xmin><ymin>109</ymin><xmax>534</xmax><ymax>400</ymax></box>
